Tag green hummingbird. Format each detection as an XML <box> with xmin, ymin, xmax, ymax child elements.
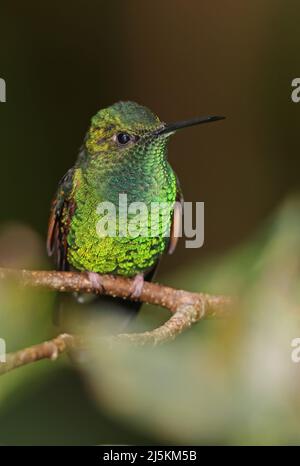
<box><xmin>47</xmin><ymin>101</ymin><xmax>223</xmax><ymax>318</ymax></box>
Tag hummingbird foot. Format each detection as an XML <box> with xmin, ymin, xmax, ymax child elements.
<box><xmin>129</xmin><ymin>273</ymin><xmax>144</xmax><ymax>300</ymax></box>
<box><xmin>87</xmin><ymin>271</ymin><xmax>105</xmax><ymax>294</ymax></box>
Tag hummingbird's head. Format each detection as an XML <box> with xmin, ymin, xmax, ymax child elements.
<box><xmin>84</xmin><ymin>100</ymin><xmax>224</xmax><ymax>162</ymax></box>
<box><xmin>85</xmin><ymin>101</ymin><xmax>163</xmax><ymax>158</ymax></box>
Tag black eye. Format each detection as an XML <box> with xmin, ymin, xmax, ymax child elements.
<box><xmin>116</xmin><ymin>132</ymin><xmax>131</xmax><ymax>145</ymax></box>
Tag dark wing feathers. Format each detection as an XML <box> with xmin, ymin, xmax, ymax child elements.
<box><xmin>47</xmin><ymin>168</ymin><xmax>75</xmax><ymax>271</ymax></box>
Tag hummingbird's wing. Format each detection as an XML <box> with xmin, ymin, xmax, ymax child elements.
<box><xmin>167</xmin><ymin>178</ymin><xmax>184</xmax><ymax>255</ymax></box>
<box><xmin>47</xmin><ymin>168</ymin><xmax>75</xmax><ymax>271</ymax></box>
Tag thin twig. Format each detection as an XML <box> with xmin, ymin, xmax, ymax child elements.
<box><xmin>0</xmin><ymin>333</ymin><xmax>78</xmax><ymax>375</ymax></box>
<box><xmin>0</xmin><ymin>268</ymin><xmax>233</xmax><ymax>374</ymax></box>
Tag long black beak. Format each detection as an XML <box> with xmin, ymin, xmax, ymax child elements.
<box><xmin>156</xmin><ymin>115</ymin><xmax>225</xmax><ymax>136</ymax></box>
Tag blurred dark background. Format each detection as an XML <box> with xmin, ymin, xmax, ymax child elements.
<box><xmin>0</xmin><ymin>0</ymin><xmax>300</xmax><ymax>445</ymax></box>
<box><xmin>1</xmin><ymin>0</ymin><xmax>299</xmax><ymax>267</ymax></box>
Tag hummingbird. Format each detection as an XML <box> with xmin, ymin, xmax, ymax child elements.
<box><xmin>47</xmin><ymin>101</ymin><xmax>224</xmax><ymax>324</ymax></box>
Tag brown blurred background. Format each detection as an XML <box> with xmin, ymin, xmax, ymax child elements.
<box><xmin>0</xmin><ymin>0</ymin><xmax>299</xmax><ymax>445</ymax></box>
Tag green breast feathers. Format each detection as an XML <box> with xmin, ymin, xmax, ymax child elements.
<box><xmin>66</xmin><ymin>167</ymin><xmax>177</xmax><ymax>277</ymax></box>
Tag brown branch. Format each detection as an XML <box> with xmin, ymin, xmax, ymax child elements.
<box><xmin>0</xmin><ymin>333</ymin><xmax>78</xmax><ymax>375</ymax></box>
<box><xmin>0</xmin><ymin>268</ymin><xmax>233</xmax><ymax>374</ymax></box>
